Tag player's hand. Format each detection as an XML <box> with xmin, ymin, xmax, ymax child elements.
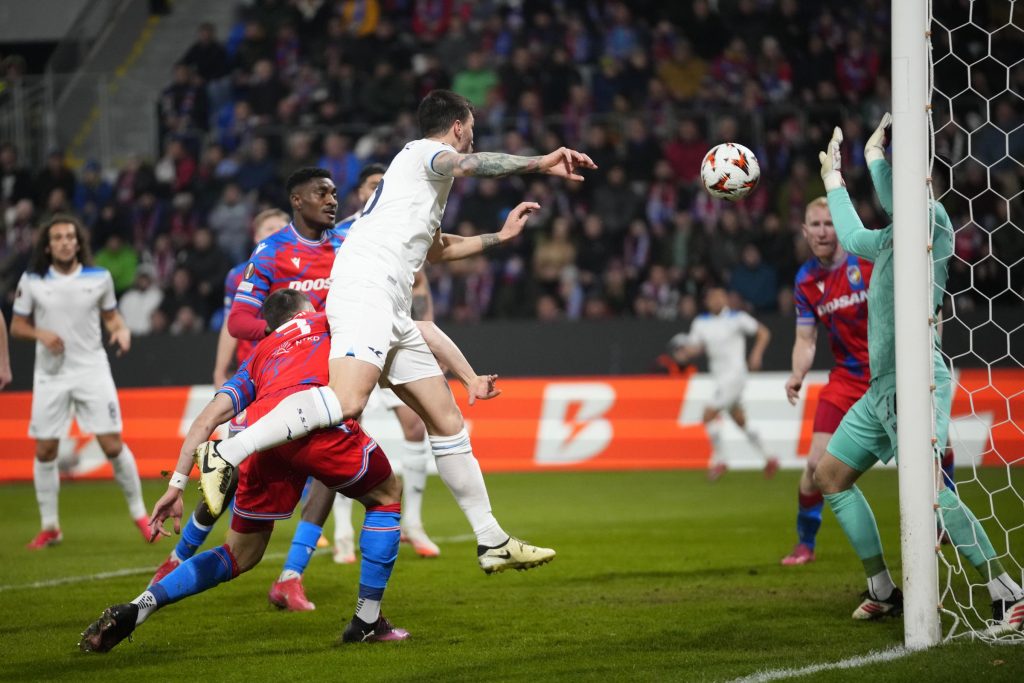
<box><xmin>785</xmin><ymin>373</ymin><xmax>803</xmax><ymax>405</ymax></box>
<box><xmin>538</xmin><ymin>147</ymin><xmax>597</xmax><ymax>182</ymax></box>
<box><xmin>37</xmin><ymin>329</ymin><xmax>64</xmax><ymax>355</ymax></box>
<box><xmin>864</xmin><ymin>112</ymin><xmax>892</xmax><ymax>164</ymax></box>
<box><xmin>467</xmin><ymin>374</ymin><xmax>501</xmax><ymax>405</ymax></box>
<box><xmin>109</xmin><ymin>328</ymin><xmax>131</xmax><ymax>357</ymax></box>
<box><xmin>149</xmin><ymin>486</ymin><xmax>184</xmax><ymax>540</ymax></box>
<box><xmin>818</xmin><ymin>126</ymin><xmax>845</xmax><ymax>191</ymax></box>
<box><xmin>498</xmin><ymin>202</ymin><xmax>541</xmax><ymax>242</ymax></box>
<box><xmin>0</xmin><ymin>363</ymin><xmax>11</xmax><ymax>390</ymax></box>
<box><xmin>748</xmin><ymin>352</ymin><xmax>764</xmax><ymax>372</ymax></box>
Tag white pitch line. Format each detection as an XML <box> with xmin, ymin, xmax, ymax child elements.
<box><xmin>0</xmin><ymin>533</ymin><xmax>477</xmax><ymax>593</ymax></box>
<box><xmin>727</xmin><ymin>646</ymin><xmax>912</xmax><ymax>683</ymax></box>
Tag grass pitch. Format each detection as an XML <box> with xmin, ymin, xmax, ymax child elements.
<box><xmin>1</xmin><ymin>470</ymin><xmax>1022</xmax><ymax>682</ymax></box>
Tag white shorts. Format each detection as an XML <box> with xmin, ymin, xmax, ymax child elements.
<box><xmin>327</xmin><ymin>278</ymin><xmax>443</xmax><ymax>388</ymax></box>
<box><xmin>371</xmin><ymin>386</ymin><xmax>406</xmax><ymax>410</ymax></box>
<box><xmin>30</xmin><ymin>369</ymin><xmax>122</xmax><ymax>439</ymax></box>
<box><xmin>710</xmin><ymin>374</ymin><xmax>746</xmax><ymax>412</ymax></box>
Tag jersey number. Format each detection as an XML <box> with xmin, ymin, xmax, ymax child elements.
<box><xmin>362</xmin><ymin>179</ymin><xmax>384</xmax><ymax>216</ymax></box>
<box><xmin>276</xmin><ymin>317</ymin><xmax>312</xmax><ymax>335</ymax></box>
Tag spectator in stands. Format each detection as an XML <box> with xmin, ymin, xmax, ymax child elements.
<box><xmin>94</xmin><ymin>232</ymin><xmax>139</xmax><ymax>296</ymax></box>
<box><xmin>452</xmin><ymin>51</ymin><xmax>497</xmax><ymax>108</ymax></box>
<box><xmin>0</xmin><ymin>143</ymin><xmax>33</xmax><ymax>208</ymax></box>
<box><xmin>234</xmin><ymin>137</ymin><xmax>277</xmax><ymax>195</ymax></box>
<box><xmin>318</xmin><ymin>133</ymin><xmax>360</xmax><ymax>200</ymax></box>
<box><xmin>592</xmin><ymin>166</ymin><xmax>641</xmax><ymax>243</ymax></box>
<box><xmin>128</xmin><ymin>190</ymin><xmax>167</xmax><ymax>253</ymax></box>
<box><xmin>181</xmin><ymin>22</ymin><xmax>229</xmax><ymax>83</ymax></box>
<box><xmin>180</xmin><ymin>226</ymin><xmax>229</xmax><ymax>317</ymax></box>
<box><xmin>72</xmin><ymin>160</ymin><xmax>113</xmax><ymax>228</ymax></box>
<box><xmin>33</xmin><ymin>150</ymin><xmax>75</xmax><ymax>209</ymax></box>
<box><xmin>160</xmin><ymin>63</ymin><xmax>210</xmax><ymax>136</ymax></box>
<box><xmin>118</xmin><ymin>264</ymin><xmax>163</xmax><ymax>336</ymax></box>
<box><xmin>729</xmin><ymin>243</ymin><xmax>778</xmax><ymax>313</ymax></box>
<box><xmin>157</xmin><ymin>266</ymin><xmax>206</xmax><ymax>334</ymax></box>
<box><xmin>207</xmin><ymin>181</ymin><xmax>253</xmax><ymax>263</ymax></box>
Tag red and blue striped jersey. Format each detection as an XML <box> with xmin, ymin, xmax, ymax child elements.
<box><xmin>217</xmin><ymin>311</ymin><xmax>330</xmax><ymax>415</ymax></box>
<box><xmin>794</xmin><ymin>253</ymin><xmax>873</xmax><ymax>378</ymax></box>
<box><xmin>230</xmin><ymin>224</ymin><xmax>344</xmax><ymax>334</ymax></box>
<box><xmin>223</xmin><ymin>263</ymin><xmax>257</xmax><ymax>366</ymax></box>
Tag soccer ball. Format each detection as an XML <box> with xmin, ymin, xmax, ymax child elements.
<box><xmin>700</xmin><ymin>143</ymin><xmax>760</xmax><ymax>201</ymax></box>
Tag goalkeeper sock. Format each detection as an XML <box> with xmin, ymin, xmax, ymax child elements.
<box><xmin>989</xmin><ymin>573</ymin><xmax>1024</xmax><ymax>602</ymax></box>
<box><xmin>868</xmin><ymin>570</ymin><xmax>897</xmax><ymax>602</ymax></box>
<box><xmin>938</xmin><ymin>487</ymin><xmax>1003</xmax><ymax>581</ymax></box>
<box><xmin>174</xmin><ymin>512</ymin><xmax>213</xmax><ymax>561</ymax></box>
<box><xmin>824</xmin><ymin>486</ymin><xmax>887</xmax><ymax>580</ymax></box>
<box><xmin>218</xmin><ymin>386</ymin><xmax>343</xmax><ymax>467</ymax></box>
<box><xmin>138</xmin><ymin>544</ymin><xmax>239</xmax><ymax>624</ymax></box>
<box><xmin>796</xmin><ymin>491</ymin><xmax>824</xmax><ymax>549</ymax></box>
<box><xmin>279</xmin><ymin>520</ymin><xmax>322</xmax><ymax>580</ymax></box>
<box><xmin>355</xmin><ymin>504</ymin><xmax>401</xmax><ymax>623</ymax></box>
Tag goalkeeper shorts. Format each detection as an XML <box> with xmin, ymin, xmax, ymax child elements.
<box><xmin>828</xmin><ymin>372</ymin><xmax>952</xmax><ymax>472</ymax></box>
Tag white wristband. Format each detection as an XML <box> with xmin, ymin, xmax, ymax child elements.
<box><xmin>169</xmin><ymin>471</ymin><xmax>189</xmax><ymax>491</ymax></box>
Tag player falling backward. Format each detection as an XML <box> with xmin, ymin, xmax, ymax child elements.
<box><xmin>80</xmin><ymin>289</ymin><xmax>455</xmax><ymax>651</ymax></box>
<box><xmin>195</xmin><ymin>89</ymin><xmax>596</xmax><ymax>573</ymax></box>
<box><xmin>10</xmin><ymin>215</ymin><xmax>152</xmax><ymax>549</ymax></box>
<box><xmin>149</xmin><ymin>169</ymin><xmax>456</xmax><ymax>612</ymax></box>
<box><xmin>780</xmin><ymin>194</ymin><xmax>957</xmax><ymax>566</ymax></box>
<box><xmin>673</xmin><ymin>286</ymin><xmax>776</xmax><ymax>480</ymax></box>
<box><xmin>814</xmin><ymin>119</ymin><xmax>1023</xmax><ymax>632</ymax></box>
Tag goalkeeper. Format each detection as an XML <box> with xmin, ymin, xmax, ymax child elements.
<box><xmin>813</xmin><ymin>116</ymin><xmax>1023</xmax><ymax>634</ymax></box>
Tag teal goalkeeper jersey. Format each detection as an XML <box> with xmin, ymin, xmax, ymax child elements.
<box><xmin>825</xmin><ymin>159</ymin><xmax>953</xmax><ymax>381</ymax></box>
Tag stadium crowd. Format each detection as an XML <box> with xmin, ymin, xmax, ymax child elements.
<box><xmin>0</xmin><ymin>0</ymin><xmax>1020</xmax><ymax>333</ymax></box>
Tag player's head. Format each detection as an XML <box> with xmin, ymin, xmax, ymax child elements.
<box><xmin>252</xmin><ymin>208</ymin><xmax>289</xmax><ymax>244</ymax></box>
<box><xmin>262</xmin><ymin>289</ymin><xmax>314</xmax><ymax>330</ymax></box>
<box><xmin>418</xmin><ymin>89</ymin><xmax>475</xmax><ymax>153</ymax></box>
<box><xmin>704</xmin><ymin>285</ymin><xmax>728</xmax><ymax>314</ymax></box>
<box><xmin>286</xmin><ymin>167</ymin><xmax>337</xmax><ymax>232</ymax></box>
<box><xmin>31</xmin><ymin>213</ymin><xmax>91</xmax><ymax>274</ymax></box>
<box><xmin>802</xmin><ymin>196</ymin><xmax>838</xmax><ymax>262</ymax></box>
<box><xmin>355</xmin><ymin>163</ymin><xmax>386</xmax><ymax>204</ymax></box>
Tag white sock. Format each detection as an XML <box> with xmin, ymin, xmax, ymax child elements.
<box><xmin>33</xmin><ymin>459</ymin><xmax>60</xmax><ymax>530</ymax></box>
<box><xmin>131</xmin><ymin>590</ymin><xmax>158</xmax><ymax>625</ymax></box>
<box><xmin>333</xmin><ymin>494</ymin><xmax>354</xmax><ymax>545</ymax></box>
<box><xmin>355</xmin><ymin>597</ymin><xmax>381</xmax><ymax>623</ymax></box>
<box><xmin>988</xmin><ymin>573</ymin><xmax>1024</xmax><ymax>602</ymax></box>
<box><xmin>400</xmin><ymin>437</ymin><xmax>430</xmax><ymax>530</ymax></box>
<box><xmin>279</xmin><ymin>569</ymin><xmax>302</xmax><ymax>582</ymax></box>
<box><xmin>218</xmin><ymin>386</ymin><xmax>342</xmax><ymax>467</ymax></box>
<box><xmin>706</xmin><ymin>419</ymin><xmax>723</xmax><ymax>465</ymax></box>
<box><xmin>109</xmin><ymin>444</ymin><xmax>147</xmax><ymax>519</ymax></box>
<box><xmin>741</xmin><ymin>424</ymin><xmax>768</xmax><ymax>460</ymax></box>
<box><xmin>430</xmin><ymin>429</ymin><xmax>507</xmax><ymax>547</ymax></box>
<box><xmin>868</xmin><ymin>569</ymin><xmax>897</xmax><ymax>601</ymax></box>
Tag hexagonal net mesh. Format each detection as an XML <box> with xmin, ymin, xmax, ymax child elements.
<box><xmin>930</xmin><ymin>0</ymin><xmax>1024</xmax><ymax>642</ymax></box>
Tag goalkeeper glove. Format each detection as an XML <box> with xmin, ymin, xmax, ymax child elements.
<box><xmin>864</xmin><ymin>112</ymin><xmax>892</xmax><ymax>164</ymax></box>
<box><xmin>818</xmin><ymin>126</ymin><xmax>845</xmax><ymax>192</ymax></box>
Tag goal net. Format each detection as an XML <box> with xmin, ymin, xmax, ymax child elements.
<box><xmin>929</xmin><ymin>0</ymin><xmax>1024</xmax><ymax>643</ymax></box>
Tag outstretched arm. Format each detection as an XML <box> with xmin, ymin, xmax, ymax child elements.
<box><xmin>417</xmin><ymin>321</ymin><xmax>500</xmax><ymax>405</ymax></box>
<box><xmin>432</xmin><ymin>147</ymin><xmax>596</xmax><ymax>180</ymax></box>
<box><xmin>864</xmin><ymin>113</ymin><xmax>894</xmax><ymax>218</ymax></box>
<box><xmin>411</xmin><ymin>269</ymin><xmax>434</xmax><ymax>322</ymax></box>
<box><xmin>820</xmin><ymin>126</ymin><xmax>888</xmax><ymax>260</ymax></box>
<box><xmin>426</xmin><ymin>202</ymin><xmax>538</xmax><ymax>263</ymax></box>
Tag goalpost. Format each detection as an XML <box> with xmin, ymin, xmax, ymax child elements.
<box><xmin>898</xmin><ymin>0</ymin><xmax>1024</xmax><ymax>647</ymax></box>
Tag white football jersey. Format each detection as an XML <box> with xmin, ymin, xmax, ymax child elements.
<box><xmin>13</xmin><ymin>265</ymin><xmax>117</xmax><ymax>376</ymax></box>
<box><xmin>688</xmin><ymin>308</ymin><xmax>760</xmax><ymax>378</ymax></box>
<box><xmin>333</xmin><ymin>138</ymin><xmax>456</xmax><ymax>296</ymax></box>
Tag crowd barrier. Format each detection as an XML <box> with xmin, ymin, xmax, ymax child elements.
<box><xmin>0</xmin><ymin>370</ymin><xmax>1019</xmax><ymax>482</ymax></box>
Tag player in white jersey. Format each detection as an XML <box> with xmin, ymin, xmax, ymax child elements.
<box><xmin>0</xmin><ymin>313</ymin><xmax>11</xmax><ymax>389</ymax></box>
<box><xmin>331</xmin><ymin>163</ymin><xmax>440</xmax><ymax>562</ymax></box>
<box><xmin>677</xmin><ymin>286</ymin><xmax>776</xmax><ymax>481</ymax></box>
<box><xmin>10</xmin><ymin>215</ymin><xmax>151</xmax><ymax>548</ymax></box>
<box><xmin>198</xmin><ymin>89</ymin><xmax>596</xmax><ymax>576</ymax></box>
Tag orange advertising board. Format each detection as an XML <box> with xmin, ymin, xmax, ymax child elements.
<box><xmin>0</xmin><ymin>370</ymin><xmax>1021</xmax><ymax>482</ymax></box>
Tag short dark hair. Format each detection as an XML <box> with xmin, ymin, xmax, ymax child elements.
<box><xmin>357</xmin><ymin>163</ymin><xmax>387</xmax><ymax>186</ymax></box>
<box><xmin>285</xmin><ymin>167</ymin><xmax>332</xmax><ymax>194</ymax></box>
<box><xmin>30</xmin><ymin>214</ymin><xmax>92</xmax><ymax>275</ymax></box>
<box><xmin>262</xmin><ymin>289</ymin><xmax>311</xmax><ymax>330</ymax></box>
<box><xmin>417</xmin><ymin>89</ymin><xmax>473</xmax><ymax>138</ymax></box>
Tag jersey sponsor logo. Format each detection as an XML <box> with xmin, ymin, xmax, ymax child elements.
<box><xmin>243</xmin><ymin>263</ymin><xmax>256</xmax><ymax>280</ymax></box>
<box><xmin>287</xmin><ymin>277</ymin><xmax>333</xmax><ymax>292</ymax></box>
<box><xmin>816</xmin><ymin>289</ymin><xmax>868</xmax><ymax>316</ymax></box>
<box><xmin>847</xmin><ymin>264</ymin><xmax>864</xmax><ymax>286</ymax></box>
<box><xmin>815</xmin><ymin>280</ymin><xmax>825</xmax><ymax>292</ymax></box>
<box><xmin>238</xmin><ymin>281</ymin><xmax>254</xmax><ymax>293</ymax></box>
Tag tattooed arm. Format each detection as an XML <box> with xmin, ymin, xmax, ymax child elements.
<box><xmin>431</xmin><ymin>146</ymin><xmax>597</xmax><ymax>180</ymax></box>
<box><xmin>426</xmin><ymin>202</ymin><xmax>539</xmax><ymax>263</ymax></box>
<box><xmin>411</xmin><ymin>269</ymin><xmax>434</xmax><ymax>322</ymax></box>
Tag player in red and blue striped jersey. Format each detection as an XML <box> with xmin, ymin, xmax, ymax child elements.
<box><xmin>212</xmin><ymin>209</ymin><xmax>290</xmax><ymax>388</ymax></box>
<box><xmin>80</xmin><ymin>290</ymin><xmax>414</xmax><ymax>652</ymax></box>
<box><xmin>781</xmin><ymin>197</ymin><xmax>955</xmax><ymax>566</ymax></box>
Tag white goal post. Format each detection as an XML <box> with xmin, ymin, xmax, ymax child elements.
<box><xmin>893</xmin><ymin>0</ymin><xmax>943</xmax><ymax>650</ymax></box>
